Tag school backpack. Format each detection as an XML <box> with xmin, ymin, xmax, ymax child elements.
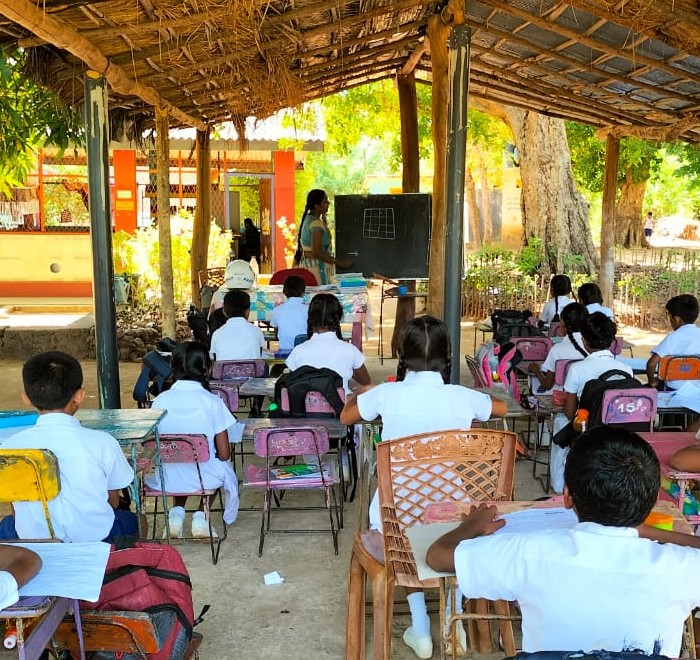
<box><xmin>186</xmin><ymin>304</ymin><xmax>210</xmax><ymax>348</ymax></box>
<box><xmin>132</xmin><ymin>350</ymin><xmax>173</xmax><ymax>409</ymax></box>
<box><xmin>78</xmin><ymin>540</ymin><xmax>197</xmax><ymax>660</ymax></box>
<box><xmin>272</xmin><ymin>366</ymin><xmax>345</xmax><ymax>418</ymax></box>
<box><xmin>491</xmin><ymin>309</ymin><xmax>542</xmax><ymax>345</ymax></box>
<box><xmin>474</xmin><ymin>341</ymin><xmax>523</xmax><ymax>400</ymax></box>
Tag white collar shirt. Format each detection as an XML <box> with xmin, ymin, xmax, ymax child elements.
<box><xmin>541</xmin><ymin>332</ymin><xmax>587</xmax><ymax>377</ymax></box>
<box><xmin>2</xmin><ymin>413</ymin><xmax>134</xmax><ymax>542</ymax></box>
<box><xmin>563</xmin><ymin>350</ymin><xmax>633</xmax><ymax>398</ymax></box>
<box><xmin>285</xmin><ymin>331</ymin><xmax>365</xmax><ymax>393</ymax></box>
<box><xmin>454</xmin><ymin>521</ymin><xmax>700</xmax><ymax>656</ymax></box>
<box><xmin>652</xmin><ymin>323</ymin><xmax>700</xmax><ymax>389</ymax></box>
<box><xmin>210</xmin><ymin>317</ymin><xmax>264</xmax><ymax>361</ymax></box>
<box><xmin>585</xmin><ymin>302</ymin><xmax>614</xmax><ymax>319</ymax></box>
<box><xmin>270</xmin><ymin>298</ymin><xmax>309</xmax><ymax>350</ymax></box>
<box><xmin>539</xmin><ymin>296</ymin><xmax>573</xmax><ymax>325</ymax></box>
<box><xmin>357</xmin><ymin>371</ymin><xmax>492</xmax><ymax>441</ymax></box>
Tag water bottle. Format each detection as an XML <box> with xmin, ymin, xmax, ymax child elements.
<box><xmin>573</xmin><ymin>409</ymin><xmax>589</xmax><ymax>433</ymax></box>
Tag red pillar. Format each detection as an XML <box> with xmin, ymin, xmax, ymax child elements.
<box><xmin>273</xmin><ymin>151</ymin><xmax>295</xmax><ymax>272</ymax></box>
<box><xmin>113</xmin><ymin>149</ymin><xmax>137</xmax><ymax>233</ymax></box>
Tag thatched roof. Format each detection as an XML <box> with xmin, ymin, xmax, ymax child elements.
<box><xmin>2</xmin><ymin>0</ymin><xmax>700</xmax><ymax>141</ymax></box>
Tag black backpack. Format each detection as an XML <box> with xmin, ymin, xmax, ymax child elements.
<box><xmin>272</xmin><ymin>366</ymin><xmax>344</xmax><ymax>418</ymax></box>
<box><xmin>552</xmin><ymin>369</ymin><xmax>647</xmax><ymax>447</ymax></box>
<box><xmin>491</xmin><ymin>309</ymin><xmax>543</xmax><ymax>345</ymax></box>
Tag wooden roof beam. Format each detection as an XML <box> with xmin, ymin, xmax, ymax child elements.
<box><xmin>0</xmin><ymin>0</ymin><xmax>206</xmax><ymax>129</ymax></box>
<box><xmin>401</xmin><ymin>39</ymin><xmax>427</xmax><ymax>75</ymax></box>
<box><xmin>596</xmin><ymin>113</ymin><xmax>700</xmax><ymax>142</ymax></box>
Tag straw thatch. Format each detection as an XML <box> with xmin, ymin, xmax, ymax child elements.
<box><xmin>1</xmin><ymin>0</ymin><xmax>700</xmax><ymax>140</ymax></box>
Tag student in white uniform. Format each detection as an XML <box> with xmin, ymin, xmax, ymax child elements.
<box><xmin>427</xmin><ymin>427</ymin><xmax>700</xmax><ymax>657</ymax></box>
<box><xmin>145</xmin><ymin>341</ymin><xmax>239</xmax><ymax>539</ymax></box>
<box><xmin>286</xmin><ymin>293</ymin><xmax>370</xmax><ymax>393</ymax></box>
<box><xmin>0</xmin><ymin>352</ymin><xmax>137</xmax><ymax>543</ymax></box>
<box><xmin>209</xmin><ymin>289</ymin><xmax>265</xmax><ymax>361</ymax></box>
<box><xmin>538</xmin><ymin>274</ymin><xmax>573</xmax><ymax>328</ymax></box>
<box><xmin>646</xmin><ymin>294</ymin><xmax>700</xmax><ymax>389</ymax></box>
<box><xmin>341</xmin><ymin>316</ymin><xmax>507</xmax><ymax>659</ymax></box>
<box><xmin>270</xmin><ymin>275</ymin><xmax>309</xmax><ymax>350</ymax></box>
<box><xmin>578</xmin><ymin>282</ymin><xmax>614</xmax><ymax>319</ymax></box>
<box><xmin>0</xmin><ymin>545</ymin><xmax>42</xmax><ymax>611</ymax></box>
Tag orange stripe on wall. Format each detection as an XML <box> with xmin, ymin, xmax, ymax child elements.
<box><xmin>0</xmin><ymin>281</ymin><xmax>93</xmax><ymax>297</ymax></box>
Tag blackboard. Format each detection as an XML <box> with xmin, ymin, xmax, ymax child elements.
<box><xmin>334</xmin><ymin>193</ymin><xmax>432</xmax><ymax>279</ymax></box>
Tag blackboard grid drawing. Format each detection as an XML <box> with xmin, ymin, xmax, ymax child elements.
<box><xmin>362</xmin><ymin>208</ymin><xmax>396</xmax><ymax>240</ymax></box>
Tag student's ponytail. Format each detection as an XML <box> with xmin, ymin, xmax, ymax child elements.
<box><xmin>568</xmin><ymin>331</ymin><xmax>588</xmax><ymax>358</ymax></box>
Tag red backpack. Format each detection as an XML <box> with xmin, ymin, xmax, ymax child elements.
<box><xmin>79</xmin><ymin>541</ymin><xmax>196</xmax><ymax>660</ymax></box>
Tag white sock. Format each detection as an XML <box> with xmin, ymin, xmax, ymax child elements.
<box><xmin>407</xmin><ymin>592</ymin><xmax>431</xmax><ymax>637</ymax></box>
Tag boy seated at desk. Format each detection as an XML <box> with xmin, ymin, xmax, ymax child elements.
<box><xmin>0</xmin><ymin>545</ymin><xmax>41</xmax><ymax>611</ymax></box>
<box><xmin>270</xmin><ymin>275</ymin><xmax>309</xmax><ymax>351</ymax></box>
<box><xmin>209</xmin><ymin>289</ymin><xmax>265</xmax><ymax>361</ymax></box>
<box><xmin>427</xmin><ymin>426</ymin><xmax>700</xmax><ymax>657</ymax></box>
<box><xmin>646</xmin><ymin>294</ymin><xmax>700</xmax><ymax>389</ymax></box>
<box><xmin>0</xmin><ymin>352</ymin><xmax>138</xmax><ymax>543</ymax></box>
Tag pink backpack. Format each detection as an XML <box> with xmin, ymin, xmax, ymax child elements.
<box><xmin>474</xmin><ymin>341</ymin><xmax>522</xmax><ymax>400</ymax></box>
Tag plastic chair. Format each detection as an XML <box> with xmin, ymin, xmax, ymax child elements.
<box><xmin>142</xmin><ymin>434</ymin><xmax>226</xmax><ymax>564</ymax></box>
<box><xmin>345</xmin><ymin>428</ymin><xmax>518</xmax><ymax>660</ymax></box>
<box><xmin>600</xmin><ymin>388</ymin><xmax>657</xmax><ymax>430</ymax></box>
<box><xmin>209</xmin><ymin>380</ymin><xmax>245</xmax><ymax>472</ymax></box>
<box><xmin>211</xmin><ymin>359</ymin><xmax>266</xmax><ymax>380</ymax></box>
<box><xmin>464</xmin><ymin>355</ymin><xmax>488</xmax><ymax>388</ymax></box>
<box><xmin>610</xmin><ymin>336</ymin><xmax>625</xmax><ymax>356</ymax></box>
<box><xmin>243</xmin><ymin>426</ymin><xmax>340</xmax><ymax>556</ymax></box>
<box><xmin>269</xmin><ymin>268</ymin><xmax>318</xmax><ymax>286</ymax></box>
<box><xmin>510</xmin><ymin>336</ymin><xmax>552</xmax><ymax>362</ymax></box>
<box><xmin>658</xmin><ymin>355</ymin><xmax>700</xmax><ymax>388</ymax></box>
<box><xmin>0</xmin><ymin>449</ymin><xmax>61</xmax><ymax>538</ymax></box>
<box><xmin>554</xmin><ymin>358</ymin><xmax>582</xmax><ymax>388</ymax></box>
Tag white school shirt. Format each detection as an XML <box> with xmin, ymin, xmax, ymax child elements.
<box><xmin>651</xmin><ymin>323</ymin><xmax>700</xmax><ymax>389</ymax></box>
<box><xmin>540</xmin><ymin>332</ymin><xmax>587</xmax><ymax>377</ymax></box>
<box><xmin>454</xmin><ymin>522</ymin><xmax>700</xmax><ymax>656</ymax></box>
<box><xmin>2</xmin><ymin>413</ymin><xmax>134</xmax><ymax>542</ymax></box>
<box><xmin>585</xmin><ymin>302</ymin><xmax>614</xmax><ymax>319</ymax></box>
<box><xmin>209</xmin><ymin>317</ymin><xmax>264</xmax><ymax>361</ymax></box>
<box><xmin>563</xmin><ymin>350</ymin><xmax>632</xmax><ymax>398</ymax></box>
<box><xmin>357</xmin><ymin>370</ymin><xmax>493</xmax><ymax>441</ymax></box>
<box><xmin>0</xmin><ymin>572</ymin><xmax>19</xmax><ymax>610</ymax></box>
<box><xmin>539</xmin><ymin>296</ymin><xmax>573</xmax><ymax>325</ymax></box>
<box><xmin>286</xmin><ymin>332</ymin><xmax>365</xmax><ymax>393</ymax></box>
<box><xmin>145</xmin><ymin>380</ymin><xmax>239</xmax><ymax>524</ymax></box>
<box><xmin>270</xmin><ymin>298</ymin><xmax>309</xmax><ymax>350</ymax></box>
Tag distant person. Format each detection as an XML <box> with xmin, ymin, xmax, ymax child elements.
<box><xmin>294</xmin><ymin>189</ymin><xmax>351</xmax><ymax>285</ymax></box>
<box><xmin>538</xmin><ymin>274</ymin><xmax>573</xmax><ymax>328</ymax></box>
<box><xmin>242</xmin><ymin>217</ymin><xmax>261</xmax><ymax>266</ymax></box>
<box><xmin>0</xmin><ymin>545</ymin><xmax>42</xmax><ymax>611</ymax></box>
<box><xmin>0</xmin><ymin>352</ymin><xmax>137</xmax><ymax>543</ymax></box>
<box><xmin>270</xmin><ymin>275</ymin><xmax>308</xmax><ymax>351</ymax></box>
<box><xmin>646</xmin><ymin>294</ymin><xmax>700</xmax><ymax>389</ymax></box>
<box><xmin>209</xmin><ymin>290</ymin><xmax>264</xmax><ymax>361</ymax></box>
<box><xmin>578</xmin><ymin>282</ymin><xmax>614</xmax><ymax>319</ymax></box>
<box><xmin>644</xmin><ymin>210</ymin><xmax>654</xmax><ymax>243</ymax></box>
<box><xmin>426</xmin><ymin>426</ymin><xmax>700</xmax><ymax>657</ymax></box>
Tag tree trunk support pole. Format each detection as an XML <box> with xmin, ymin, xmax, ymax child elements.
<box><xmin>600</xmin><ymin>135</ymin><xmax>619</xmax><ymax>310</ymax></box>
<box><xmin>444</xmin><ymin>24</ymin><xmax>471</xmax><ymax>384</ymax></box>
<box><xmin>192</xmin><ymin>127</ymin><xmax>211</xmax><ymax>308</ymax></box>
<box><xmin>84</xmin><ymin>71</ymin><xmax>120</xmax><ymax>408</ymax></box>
<box><xmin>156</xmin><ymin>107</ymin><xmax>176</xmax><ymax>339</ymax></box>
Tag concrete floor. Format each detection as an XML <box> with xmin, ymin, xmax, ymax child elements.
<box><xmin>0</xmin><ymin>300</ymin><xmax>666</xmax><ymax>660</ymax></box>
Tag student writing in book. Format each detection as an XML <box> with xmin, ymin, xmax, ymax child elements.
<box><xmin>341</xmin><ymin>315</ymin><xmax>506</xmax><ymax>659</ymax></box>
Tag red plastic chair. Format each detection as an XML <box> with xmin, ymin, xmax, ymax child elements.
<box><xmin>269</xmin><ymin>268</ymin><xmax>318</xmax><ymax>286</ymax></box>
<box><xmin>600</xmin><ymin>388</ymin><xmax>657</xmax><ymax>430</ymax></box>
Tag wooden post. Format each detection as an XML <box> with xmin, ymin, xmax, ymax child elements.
<box><xmin>600</xmin><ymin>135</ymin><xmax>619</xmax><ymax>308</ymax></box>
<box><xmin>156</xmin><ymin>106</ymin><xmax>176</xmax><ymax>338</ymax></box>
<box><xmin>84</xmin><ymin>70</ymin><xmax>120</xmax><ymax>408</ymax></box>
<box><xmin>427</xmin><ymin>14</ymin><xmax>451</xmax><ymax>319</ymax></box>
<box><xmin>191</xmin><ymin>127</ymin><xmax>211</xmax><ymax>308</ymax></box>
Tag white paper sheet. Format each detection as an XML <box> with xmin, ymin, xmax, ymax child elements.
<box><xmin>10</xmin><ymin>541</ymin><xmax>110</xmax><ymax>602</ymax></box>
<box><xmin>406</xmin><ymin>507</ymin><xmax>578</xmax><ymax>581</ymax></box>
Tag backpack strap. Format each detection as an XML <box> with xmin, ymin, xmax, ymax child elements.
<box><xmin>597</xmin><ymin>369</ymin><xmax>636</xmax><ymax>382</ymax></box>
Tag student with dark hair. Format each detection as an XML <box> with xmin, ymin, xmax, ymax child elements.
<box><xmin>341</xmin><ymin>316</ymin><xmax>506</xmax><ymax>658</ymax></box>
<box><xmin>538</xmin><ymin>274</ymin><xmax>573</xmax><ymax>327</ymax></box>
<box><xmin>286</xmin><ymin>293</ymin><xmax>369</xmax><ymax>393</ymax></box>
<box><xmin>209</xmin><ymin>289</ymin><xmax>264</xmax><ymax>361</ymax></box>
<box><xmin>242</xmin><ymin>217</ymin><xmax>261</xmax><ymax>265</ymax></box>
<box><xmin>529</xmin><ymin>302</ymin><xmax>589</xmax><ymax>392</ymax></box>
<box><xmin>0</xmin><ymin>351</ymin><xmax>137</xmax><ymax>543</ymax></box>
<box><xmin>578</xmin><ymin>282</ymin><xmax>614</xmax><ymax>319</ymax></box>
<box><xmin>270</xmin><ymin>275</ymin><xmax>308</xmax><ymax>350</ymax></box>
<box><xmin>646</xmin><ymin>294</ymin><xmax>700</xmax><ymax>389</ymax></box>
<box><xmin>145</xmin><ymin>341</ymin><xmax>238</xmax><ymax>539</ymax></box>
<box><xmin>426</xmin><ymin>426</ymin><xmax>700</xmax><ymax>656</ymax></box>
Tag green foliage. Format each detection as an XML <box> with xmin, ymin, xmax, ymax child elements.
<box><xmin>0</xmin><ymin>50</ymin><xmax>84</xmax><ymax>197</ymax></box>
<box><xmin>226</xmin><ymin>176</ymin><xmax>261</xmax><ymax>230</ymax></box>
<box><xmin>517</xmin><ymin>237</ymin><xmax>544</xmax><ymax>275</ymax></box>
<box><xmin>112</xmin><ymin>211</ymin><xmax>231</xmax><ymax>306</ymax></box>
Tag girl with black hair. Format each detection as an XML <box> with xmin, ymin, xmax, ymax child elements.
<box><xmin>578</xmin><ymin>282</ymin><xmax>614</xmax><ymax>319</ymax></box>
<box><xmin>144</xmin><ymin>341</ymin><xmax>239</xmax><ymax>539</ymax></box>
<box><xmin>285</xmin><ymin>293</ymin><xmax>370</xmax><ymax>392</ymax></box>
<box><xmin>341</xmin><ymin>315</ymin><xmax>506</xmax><ymax>658</ymax></box>
<box><xmin>538</xmin><ymin>274</ymin><xmax>573</xmax><ymax>328</ymax></box>
<box><xmin>528</xmin><ymin>302</ymin><xmax>589</xmax><ymax>392</ymax></box>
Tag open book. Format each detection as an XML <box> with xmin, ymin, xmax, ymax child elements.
<box><xmin>269</xmin><ymin>463</ymin><xmax>331</xmax><ymax>480</ymax></box>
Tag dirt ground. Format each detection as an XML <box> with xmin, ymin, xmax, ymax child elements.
<box><xmin>0</xmin><ymin>301</ymin><xmax>667</xmax><ymax>660</ymax></box>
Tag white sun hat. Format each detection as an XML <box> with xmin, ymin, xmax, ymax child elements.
<box><xmin>224</xmin><ymin>260</ymin><xmax>256</xmax><ymax>290</ymax></box>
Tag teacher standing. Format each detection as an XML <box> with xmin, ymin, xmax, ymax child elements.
<box><xmin>295</xmin><ymin>189</ymin><xmax>351</xmax><ymax>284</ymax></box>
